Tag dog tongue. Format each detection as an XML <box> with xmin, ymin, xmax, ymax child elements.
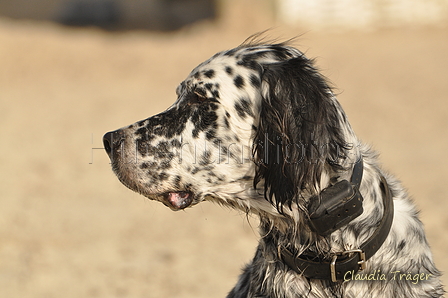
<box><xmin>166</xmin><ymin>192</ymin><xmax>192</xmax><ymax>210</ymax></box>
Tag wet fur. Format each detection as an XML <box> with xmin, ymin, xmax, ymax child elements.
<box><xmin>104</xmin><ymin>38</ymin><xmax>444</xmax><ymax>297</ymax></box>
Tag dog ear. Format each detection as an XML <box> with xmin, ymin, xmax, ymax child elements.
<box><xmin>253</xmin><ymin>55</ymin><xmax>350</xmax><ymax>214</ymax></box>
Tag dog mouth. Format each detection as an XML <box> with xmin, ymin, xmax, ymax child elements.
<box><xmin>162</xmin><ymin>191</ymin><xmax>194</xmax><ymax>210</ymax></box>
<box><xmin>111</xmin><ymin>164</ymin><xmax>195</xmax><ymax>211</ymax></box>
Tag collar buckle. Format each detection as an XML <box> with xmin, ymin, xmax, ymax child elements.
<box><xmin>330</xmin><ymin>249</ymin><xmax>366</xmax><ymax>282</ymax></box>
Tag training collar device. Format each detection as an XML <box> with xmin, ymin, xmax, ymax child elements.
<box><xmin>281</xmin><ymin>158</ymin><xmax>395</xmax><ymax>282</ymax></box>
<box><xmin>307</xmin><ymin>158</ymin><xmax>364</xmax><ymax>236</ymax></box>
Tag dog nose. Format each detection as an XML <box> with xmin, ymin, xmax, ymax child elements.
<box><xmin>103</xmin><ymin>130</ymin><xmax>123</xmax><ymax>157</ymax></box>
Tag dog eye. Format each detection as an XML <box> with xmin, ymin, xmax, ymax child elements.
<box><xmin>194</xmin><ymin>90</ymin><xmax>207</xmax><ymax>101</ymax></box>
<box><xmin>185</xmin><ymin>89</ymin><xmax>207</xmax><ymax>104</ymax></box>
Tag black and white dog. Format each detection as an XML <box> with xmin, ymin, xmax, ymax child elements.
<box><xmin>103</xmin><ymin>39</ymin><xmax>444</xmax><ymax>297</ymax></box>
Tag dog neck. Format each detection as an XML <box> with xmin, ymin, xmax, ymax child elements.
<box><xmin>256</xmin><ymin>158</ymin><xmax>393</xmax><ymax>282</ymax></box>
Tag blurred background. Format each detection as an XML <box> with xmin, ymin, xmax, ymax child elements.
<box><xmin>0</xmin><ymin>0</ymin><xmax>447</xmax><ymax>297</ymax></box>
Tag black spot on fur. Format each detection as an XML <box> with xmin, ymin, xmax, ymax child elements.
<box><xmin>398</xmin><ymin>240</ymin><xmax>406</xmax><ymax>250</ymax></box>
<box><xmin>137</xmin><ymin>140</ymin><xmax>156</xmax><ymax>157</ymax></box>
<box><xmin>173</xmin><ymin>175</ymin><xmax>182</xmax><ymax>188</ymax></box>
<box><xmin>171</xmin><ymin>139</ymin><xmax>182</xmax><ymax>148</ymax></box>
<box><xmin>199</xmin><ymin>150</ymin><xmax>212</xmax><ymax>166</ymax></box>
<box><xmin>212</xmin><ymin>138</ymin><xmax>222</xmax><ymax>147</ymax></box>
<box><xmin>234</xmin><ymin>102</ymin><xmax>246</xmax><ymax>118</ymax></box>
<box><xmin>191</xmin><ymin>104</ymin><xmax>219</xmax><ymax>138</ymax></box>
<box><xmin>145</xmin><ymin>170</ymin><xmax>159</xmax><ymax>184</ymax></box>
<box><xmin>268</xmin><ymin>45</ymin><xmax>291</xmax><ymax>60</ymax></box>
<box><xmin>206</xmin><ymin>129</ymin><xmax>216</xmax><ymax>140</ymax></box>
<box><xmin>234</xmin><ymin>75</ymin><xmax>245</xmax><ymax>89</ymax></box>
<box><xmin>250</xmin><ymin>74</ymin><xmax>261</xmax><ymax>88</ymax></box>
<box><xmin>135</xmin><ymin>104</ymin><xmax>192</xmax><ymax>147</ymax></box>
<box><xmin>224</xmin><ymin>49</ymin><xmax>237</xmax><ymax>56</ymax></box>
<box><xmin>234</xmin><ymin>98</ymin><xmax>253</xmax><ymax>118</ymax></box>
<box><xmin>224</xmin><ymin>117</ymin><xmax>230</xmax><ymax>128</ymax></box>
<box><xmin>203</xmin><ymin>69</ymin><xmax>215</xmax><ymax>78</ymax></box>
<box><xmin>228</xmin><ymin>150</ymin><xmax>239</xmax><ymax>163</ymax></box>
<box><xmin>225</xmin><ymin>66</ymin><xmax>233</xmax><ymax>75</ymax></box>
<box><xmin>158</xmin><ymin>160</ymin><xmax>172</xmax><ymax>170</ymax></box>
<box><xmin>237</xmin><ymin>54</ymin><xmax>261</xmax><ymax>71</ymax></box>
<box><xmin>221</xmin><ymin>145</ymin><xmax>228</xmax><ymax>155</ymax></box>
<box><xmin>209</xmin><ymin>103</ymin><xmax>219</xmax><ymax>111</ymax></box>
<box><xmin>240</xmin><ymin>98</ymin><xmax>253</xmax><ymax>114</ymax></box>
<box><xmin>155</xmin><ymin>144</ymin><xmax>174</xmax><ymax>160</ymax></box>
<box><xmin>207</xmin><ymin>171</ymin><xmax>224</xmax><ymax>182</ymax></box>
<box><xmin>158</xmin><ymin>172</ymin><xmax>169</xmax><ymax>181</ymax></box>
<box><xmin>211</xmin><ymin>52</ymin><xmax>220</xmax><ymax>59</ymax></box>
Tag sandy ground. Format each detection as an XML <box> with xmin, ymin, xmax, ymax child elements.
<box><xmin>1</xmin><ymin>4</ymin><xmax>447</xmax><ymax>298</ymax></box>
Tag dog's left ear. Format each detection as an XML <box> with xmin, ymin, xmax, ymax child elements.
<box><xmin>253</xmin><ymin>55</ymin><xmax>351</xmax><ymax>213</ymax></box>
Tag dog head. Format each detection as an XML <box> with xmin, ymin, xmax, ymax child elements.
<box><xmin>103</xmin><ymin>41</ymin><xmax>357</xmax><ymax>217</ymax></box>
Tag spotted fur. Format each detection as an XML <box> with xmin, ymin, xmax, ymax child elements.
<box><xmin>103</xmin><ymin>39</ymin><xmax>444</xmax><ymax>298</ymax></box>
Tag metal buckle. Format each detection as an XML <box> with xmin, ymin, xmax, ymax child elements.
<box><xmin>330</xmin><ymin>249</ymin><xmax>366</xmax><ymax>282</ymax></box>
<box><xmin>330</xmin><ymin>254</ymin><xmax>339</xmax><ymax>282</ymax></box>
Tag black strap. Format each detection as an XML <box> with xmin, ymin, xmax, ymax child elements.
<box><xmin>350</xmin><ymin>157</ymin><xmax>364</xmax><ymax>186</ymax></box>
<box><xmin>281</xmin><ymin>175</ymin><xmax>394</xmax><ymax>281</ymax></box>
